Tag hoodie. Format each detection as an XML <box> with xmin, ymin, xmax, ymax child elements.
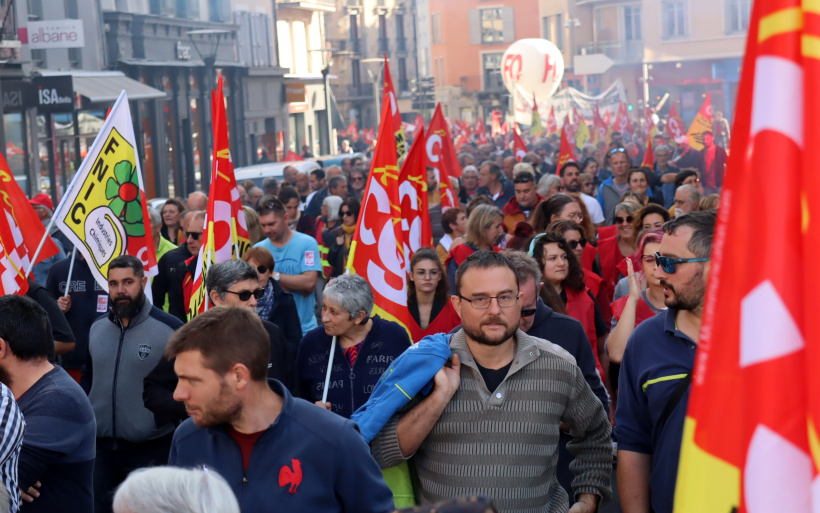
<box><xmin>596</xmin><ymin>176</ymin><xmax>628</xmax><ymax>225</ymax></box>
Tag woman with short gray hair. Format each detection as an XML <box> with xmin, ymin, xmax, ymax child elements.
<box><xmin>113</xmin><ymin>466</ymin><xmax>239</xmax><ymax>513</ymax></box>
<box><xmin>296</xmin><ymin>274</ymin><xmax>412</xmax><ymax>419</ymax></box>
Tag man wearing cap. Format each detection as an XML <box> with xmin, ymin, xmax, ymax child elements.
<box><xmin>29</xmin><ymin>193</ymin><xmax>67</xmax><ymax>285</ymax></box>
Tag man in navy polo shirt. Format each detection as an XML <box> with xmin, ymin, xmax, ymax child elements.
<box><xmin>614</xmin><ymin>210</ymin><xmax>716</xmax><ymax>513</ymax></box>
<box><xmin>167</xmin><ymin>306</ymin><xmax>393</xmax><ymax>513</ymax></box>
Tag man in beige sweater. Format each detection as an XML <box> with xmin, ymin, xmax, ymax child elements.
<box><xmin>371</xmin><ymin>251</ymin><xmax>612</xmax><ymax>512</ymax></box>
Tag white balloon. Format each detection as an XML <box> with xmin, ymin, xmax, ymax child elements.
<box><xmin>501</xmin><ymin>39</ymin><xmax>564</xmax><ymax>100</ymax></box>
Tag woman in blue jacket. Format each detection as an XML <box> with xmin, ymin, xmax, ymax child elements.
<box><xmin>297</xmin><ymin>274</ymin><xmax>412</xmax><ymax>419</ymax></box>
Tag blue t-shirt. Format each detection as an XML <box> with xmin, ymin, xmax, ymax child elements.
<box><xmin>256</xmin><ymin>233</ymin><xmax>321</xmax><ymax>335</ymax></box>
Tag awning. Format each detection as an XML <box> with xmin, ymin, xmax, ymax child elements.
<box><xmin>36</xmin><ymin>70</ymin><xmax>167</xmax><ymax>103</ymax></box>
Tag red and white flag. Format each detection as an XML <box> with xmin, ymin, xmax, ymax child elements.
<box><xmin>614</xmin><ymin>101</ymin><xmax>631</xmax><ymax>136</ymax></box>
<box><xmin>427</xmin><ymin>104</ymin><xmax>461</xmax><ymax>210</ymax></box>
<box><xmin>546</xmin><ymin>106</ymin><xmax>559</xmax><ymax>137</ymax></box>
<box><xmin>675</xmin><ymin>1</ymin><xmax>820</xmax><ymax>512</ymax></box>
<box><xmin>667</xmin><ymin>103</ymin><xmax>686</xmax><ymax>143</ymax></box>
<box><xmin>382</xmin><ymin>56</ymin><xmax>407</xmax><ymax>160</ymax></box>
<box><xmin>491</xmin><ymin>110</ymin><xmax>503</xmax><ymax>137</ymax></box>
<box><xmin>557</xmin><ymin>124</ymin><xmax>575</xmax><ymax>170</ymax></box>
<box><xmin>475</xmin><ymin>117</ymin><xmax>489</xmax><ymax>145</ymax></box>
<box><xmin>398</xmin><ymin>126</ymin><xmax>432</xmax><ymax>257</ymax></box>
<box><xmin>513</xmin><ymin>124</ymin><xmax>529</xmax><ymax>162</ymax></box>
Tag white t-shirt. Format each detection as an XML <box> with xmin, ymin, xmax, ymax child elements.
<box><xmin>581</xmin><ymin>193</ymin><xmax>605</xmax><ymax>224</ymax></box>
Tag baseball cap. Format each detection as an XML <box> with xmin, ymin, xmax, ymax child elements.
<box><xmin>29</xmin><ymin>193</ymin><xmax>54</xmax><ymax>211</ymax></box>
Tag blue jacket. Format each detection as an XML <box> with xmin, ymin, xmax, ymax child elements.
<box><xmin>168</xmin><ymin>380</ymin><xmax>394</xmax><ymax>513</ymax></box>
<box><xmin>352</xmin><ymin>333</ymin><xmax>452</xmax><ymax>442</ymax></box>
<box><xmin>297</xmin><ymin>317</ymin><xmax>411</xmax><ymax>419</ymax></box>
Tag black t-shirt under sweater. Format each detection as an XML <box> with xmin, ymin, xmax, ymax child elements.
<box><xmin>475</xmin><ymin>360</ymin><xmax>513</xmax><ymax>393</ymax></box>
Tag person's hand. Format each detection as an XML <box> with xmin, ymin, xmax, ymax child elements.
<box><xmin>336</xmin><ymin>235</ymin><xmax>345</xmax><ymax>246</ymax></box>
<box><xmin>57</xmin><ymin>295</ymin><xmax>71</xmax><ymax>313</ymax></box>
<box><xmin>568</xmin><ymin>493</ymin><xmax>598</xmax><ymax>513</ymax></box>
<box><xmin>432</xmin><ymin>353</ymin><xmax>461</xmax><ymax>401</ymax></box>
<box><xmin>314</xmin><ymin>401</ymin><xmax>332</xmax><ymax>410</ymax></box>
<box><xmin>626</xmin><ymin>258</ymin><xmax>642</xmax><ymax>302</ymax></box>
<box><xmin>20</xmin><ymin>482</ymin><xmax>41</xmax><ymax>503</ymax></box>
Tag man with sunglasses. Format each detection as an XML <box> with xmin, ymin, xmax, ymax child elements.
<box><xmin>153</xmin><ymin>211</ymin><xmax>206</xmax><ymax>322</ymax></box>
<box><xmin>597</xmin><ymin>147</ymin><xmax>632</xmax><ymax>225</ymax></box>
<box><xmin>143</xmin><ymin>259</ymin><xmax>297</xmax><ymax>426</ymax></box>
<box><xmin>372</xmin><ymin>251</ymin><xmax>612</xmax><ymax>513</ymax></box>
<box><xmin>615</xmin><ymin>210</ymin><xmax>715</xmax><ymax>513</ymax></box>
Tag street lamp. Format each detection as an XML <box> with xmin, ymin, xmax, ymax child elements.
<box><xmin>310</xmin><ymin>48</ymin><xmax>340</xmax><ymax>156</ymax></box>
<box><xmin>362</xmin><ymin>57</ymin><xmax>387</xmax><ymax>129</ymax></box>
<box><xmin>185</xmin><ymin>28</ymin><xmax>233</xmax><ymax>193</ymax></box>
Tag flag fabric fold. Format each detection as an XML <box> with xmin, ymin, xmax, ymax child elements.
<box><xmin>398</xmin><ymin>126</ymin><xmax>432</xmax><ymax>257</ymax></box>
<box><xmin>427</xmin><ymin>104</ymin><xmax>460</xmax><ymax>210</ymax></box>
<box><xmin>546</xmin><ymin>106</ymin><xmax>559</xmax><ymax>137</ymax></box>
<box><xmin>667</xmin><ymin>103</ymin><xmax>686</xmax><ymax>144</ymax></box>
<box><xmin>557</xmin><ymin>124</ymin><xmax>575</xmax><ymax>170</ymax></box>
<box><xmin>382</xmin><ymin>57</ymin><xmax>407</xmax><ymax>160</ymax></box>
<box><xmin>513</xmin><ymin>125</ymin><xmax>529</xmax><ymax>162</ymax></box>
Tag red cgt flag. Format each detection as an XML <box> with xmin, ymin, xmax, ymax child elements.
<box><xmin>427</xmin><ymin>104</ymin><xmax>461</xmax><ymax>210</ymax></box>
<box><xmin>640</xmin><ymin>134</ymin><xmax>655</xmax><ymax>168</ymax></box>
<box><xmin>512</xmin><ymin>125</ymin><xmax>529</xmax><ymax>162</ymax></box>
<box><xmin>398</xmin><ymin>126</ymin><xmax>432</xmax><ymax>257</ymax></box>
<box><xmin>382</xmin><ymin>56</ymin><xmax>407</xmax><ymax>160</ymax></box>
<box><xmin>557</xmin><ymin>124</ymin><xmax>575</xmax><ymax>170</ymax></box>
<box><xmin>614</xmin><ymin>101</ymin><xmax>631</xmax><ymax>136</ymax></box>
<box><xmin>346</xmin><ymin>98</ymin><xmax>413</xmax><ymax>336</ymax></box>
<box><xmin>674</xmin><ymin>1</ymin><xmax>820</xmax><ymax>512</ymax></box>
<box><xmin>475</xmin><ymin>117</ymin><xmax>489</xmax><ymax>145</ymax></box>
<box><xmin>667</xmin><ymin>103</ymin><xmax>686</xmax><ymax>143</ymax></box>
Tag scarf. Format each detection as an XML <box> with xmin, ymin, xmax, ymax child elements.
<box><xmin>256</xmin><ymin>279</ymin><xmax>275</xmax><ymax>321</ymax></box>
<box><xmin>342</xmin><ymin>223</ymin><xmax>356</xmax><ymax>249</ymax></box>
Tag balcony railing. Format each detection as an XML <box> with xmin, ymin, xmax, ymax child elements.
<box><xmin>578</xmin><ymin>39</ymin><xmax>644</xmax><ymax>65</ymax></box>
<box><xmin>335</xmin><ymin>83</ymin><xmax>374</xmax><ymax>100</ymax></box>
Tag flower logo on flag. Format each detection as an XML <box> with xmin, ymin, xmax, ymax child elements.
<box><xmin>105</xmin><ymin>161</ymin><xmax>145</xmax><ymax>237</ymax></box>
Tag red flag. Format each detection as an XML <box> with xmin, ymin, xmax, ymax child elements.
<box><xmin>667</xmin><ymin>103</ymin><xmax>686</xmax><ymax>142</ymax></box>
<box><xmin>382</xmin><ymin>56</ymin><xmax>407</xmax><ymax>159</ymax></box>
<box><xmin>545</xmin><ymin>106</ymin><xmax>559</xmax><ymax>137</ymax></box>
<box><xmin>500</xmin><ymin>120</ymin><xmax>509</xmax><ymax>135</ymax></box>
<box><xmin>557</xmin><ymin>124</ymin><xmax>575</xmax><ymax>169</ymax></box>
<box><xmin>347</xmin><ymin>120</ymin><xmax>358</xmax><ymax>141</ymax></box>
<box><xmin>284</xmin><ymin>150</ymin><xmax>304</xmax><ymax>161</ymax></box>
<box><xmin>640</xmin><ymin>134</ymin><xmax>654</xmax><ymax>168</ymax></box>
<box><xmin>364</xmin><ymin>128</ymin><xmax>376</xmax><ymax>144</ymax></box>
<box><xmin>427</xmin><ymin>104</ymin><xmax>460</xmax><ymax>211</ymax></box>
<box><xmin>475</xmin><ymin>117</ymin><xmax>489</xmax><ymax>145</ymax></box>
<box><xmin>563</xmin><ymin>114</ymin><xmax>577</xmax><ymax>144</ymax></box>
<box><xmin>614</xmin><ymin>101</ymin><xmax>631</xmax><ymax>136</ymax></box>
<box><xmin>414</xmin><ymin>114</ymin><xmax>424</xmax><ymax>136</ymax></box>
<box><xmin>592</xmin><ymin>104</ymin><xmax>611</xmax><ymax>145</ymax></box>
<box><xmin>685</xmin><ymin>93</ymin><xmax>713</xmax><ymax>150</ymax></box>
<box><xmin>491</xmin><ymin>110</ymin><xmax>503</xmax><ymax>137</ymax></box>
<box><xmin>346</xmin><ymin>98</ymin><xmax>413</xmax><ymax>336</ymax></box>
<box><xmin>398</xmin><ymin>126</ymin><xmax>432</xmax><ymax>256</ymax></box>
<box><xmin>513</xmin><ymin>125</ymin><xmax>529</xmax><ymax>162</ymax></box>
<box><xmin>0</xmin><ymin>214</ymin><xmax>28</xmax><ymax>295</ymax></box>
<box><xmin>187</xmin><ymin>77</ymin><xmax>251</xmax><ymax>319</ymax></box>
<box><xmin>0</xmin><ymin>155</ymin><xmax>59</xmax><ymax>276</ymax></box>
<box><xmin>674</xmin><ymin>1</ymin><xmax>818</xmax><ymax>511</ymax></box>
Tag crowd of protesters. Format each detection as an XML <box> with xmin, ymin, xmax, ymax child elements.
<box><xmin>0</xmin><ymin>122</ymin><xmax>723</xmax><ymax>513</ymax></box>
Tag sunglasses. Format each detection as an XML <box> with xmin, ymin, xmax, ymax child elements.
<box><xmin>614</xmin><ymin>216</ymin><xmax>634</xmax><ymax>225</ymax></box>
<box><xmin>521</xmin><ymin>307</ymin><xmax>537</xmax><ymax>317</ymax></box>
<box><xmin>513</xmin><ymin>176</ymin><xmax>535</xmax><ymax>184</ymax></box>
<box><xmin>653</xmin><ymin>252</ymin><xmax>710</xmax><ymax>274</ymax></box>
<box><xmin>341</xmin><ymin>210</ymin><xmax>355</xmax><ymax>217</ymax></box>
<box><xmin>256</xmin><ymin>265</ymin><xmax>269</xmax><ymax>274</ymax></box>
<box><xmin>351</xmin><ymin>177</ymin><xmax>365</xmax><ymax>183</ymax></box>
<box><xmin>186</xmin><ymin>232</ymin><xmax>202</xmax><ymax>240</ymax></box>
<box><xmin>609</xmin><ymin>147</ymin><xmax>627</xmax><ymax>154</ymax></box>
<box><xmin>567</xmin><ymin>239</ymin><xmax>587</xmax><ymax>250</ymax></box>
<box><xmin>226</xmin><ymin>288</ymin><xmax>266</xmax><ymax>301</ymax></box>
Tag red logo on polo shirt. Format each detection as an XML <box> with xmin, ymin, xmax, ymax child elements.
<box><xmin>278</xmin><ymin>459</ymin><xmax>302</xmax><ymax>494</ymax></box>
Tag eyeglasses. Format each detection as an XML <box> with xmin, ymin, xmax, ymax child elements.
<box><xmin>513</xmin><ymin>175</ymin><xmax>535</xmax><ymax>184</ymax></box>
<box><xmin>341</xmin><ymin>210</ymin><xmax>355</xmax><ymax>217</ymax></box>
<box><xmin>567</xmin><ymin>239</ymin><xmax>587</xmax><ymax>250</ymax></box>
<box><xmin>459</xmin><ymin>294</ymin><xmax>519</xmax><ymax>309</ymax></box>
<box><xmin>556</xmin><ymin>186</ymin><xmax>566</xmax><ymax>192</ymax></box>
<box><xmin>521</xmin><ymin>307</ymin><xmax>537</xmax><ymax>317</ymax></box>
<box><xmin>653</xmin><ymin>252</ymin><xmax>710</xmax><ymax>274</ymax></box>
<box><xmin>351</xmin><ymin>177</ymin><xmax>365</xmax><ymax>183</ymax></box>
<box><xmin>226</xmin><ymin>288</ymin><xmax>266</xmax><ymax>301</ymax></box>
<box><xmin>186</xmin><ymin>231</ymin><xmax>203</xmax><ymax>240</ymax></box>
<box><xmin>413</xmin><ymin>270</ymin><xmax>441</xmax><ymax>278</ymax></box>
<box><xmin>614</xmin><ymin>216</ymin><xmax>634</xmax><ymax>225</ymax></box>
<box><xmin>609</xmin><ymin>147</ymin><xmax>627</xmax><ymax>154</ymax></box>
<box><xmin>256</xmin><ymin>265</ymin><xmax>269</xmax><ymax>274</ymax></box>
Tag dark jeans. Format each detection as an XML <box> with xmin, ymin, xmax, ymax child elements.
<box><xmin>93</xmin><ymin>435</ymin><xmax>173</xmax><ymax>513</ymax></box>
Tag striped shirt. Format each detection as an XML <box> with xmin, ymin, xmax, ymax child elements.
<box><xmin>0</xmin><ymin>383</ymin><xmax>25</xmax><ymax>512</ymax></box>
<box><xmin>371</xmin><ymin>329</ymin><xmax>612</xmax><ymax>512</ymax></box>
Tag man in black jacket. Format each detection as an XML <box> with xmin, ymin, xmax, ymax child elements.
<box><xmin>143</xmin><ymin>259</ymin><xmax>297</xmax><ymax>425</ymax></box>
<box><xmin>152</xmin><ymin>211</ymin><xmax>203</xmax><ymax>321</ymax></box>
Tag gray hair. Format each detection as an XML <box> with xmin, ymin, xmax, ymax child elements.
<box><xmin>537</xmin><ymin>174</ymin><xmax>563</xmax><ymax>197</ymax></box>
<box><xmin>247</xmin><ymin>186</ymin><xmax>262</xmax><ymax>196</ymax></box>
<box><xmin>146</xmin><ymin>207</ymin><xmax>161</xmax><ymax>229</ymax></box>
<box><xmin>262</xmin><ymin>177</ymin><xmax>278</xmax><ymax>194</ymax></box>
<box><xmin>512</xmin><ymin>163</ymin><xmax>535</xmax><ymax>177</ymax></box>
<box><xmin>323</xmin><ymin>195</ymin><xmax>344</xmax><ymax>222</ymax></box>
<box><xmin>677</xmin><ymin>184</ymin><xmax>702</xmax><ymax>204</ymax></box>
<box><xmin>502</xmin><ymin>250</ymin><xmax>542</xmax><ymax>287</ymax></box>
<box><xmin>113</xmin><ymin>466</ymin><xmax>239</xmax><ymax>513</ymax></box>
<box><xmin>328</xmin><ymin>175</ymin><xmax>347</xmax><ymax>190</ymax></box>
<box><xmin>323</xmin><ymin>274</ymin><xmax>374</xmax><ymax>320</ymax></box>
<box><xmin>205</xmin><ymin>260</ymin><xmax>259</xmax><ymax>302</ymax></box>
<box><xmin>462</xmin><ymin>165</ymin><xmax>478</xmax><ymax>177</ymax></box>
<box><xmin>654</xmin><ymin>144</ymin><xmax>672</xmax><ymax>154</ymax></box>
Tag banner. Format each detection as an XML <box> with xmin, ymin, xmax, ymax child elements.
<box><xmin>686</xmin><ymin>93</ymin><xmax>713</xmax><ymax>150</ymax></box>
<box><xmin>382</xmin><ymin>57</ymin><xmax>407</xmax><ymax>160</ymax></box>
<box><xmin>667</xmin><ymin>103</ymin><xmax>687</xmax><ymax>143</ymax></box>
<box><xmin>398</xmin><ymin>126</ymin><xmax>432</xmax><ymax>258</ymax></box>
<box><xmin>53</xmin><ymin>91</ymin><xmax>156</xmax><ymax>292</ymax></box>
<box><xmin>674</xmin><ymin>2</ymin><xmax>819</xmax><ymax>512</ymax></box>
<box><xmin>514</xmin><ymin>79</ymin><xmax>627</xmax><ymax>128</ymax></box>
<box><xmin>513</xmin><ymin>126</ymin><xmax>529</xmax><ymax>162</ymax></box>
<box><xmin>427</xmin><ymin>104</ymin><xmax>461</xmax><ymax>210</ymax></box>
<box><xmin>347</xmin><ymin>99</ymin><xmax>413</xmax><ymax>337</ymax></box>
<box><xmin>188</xmin><ymin>77</ymin><xmax>251</xmax><ymax>319</ymax></box>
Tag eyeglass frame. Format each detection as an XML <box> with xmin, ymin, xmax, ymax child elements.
<box><xmin>226</xmin><ymin>288</ymin><xmax>266</xmax><ymax>301</ymax></box>
<box><xmin>412</xmin><ymin>269</ymin><xmax>441</xmax><ymax>278</ymax></box>
<box><xmin>458</xmin><ymin>294</ymin><xmax>519</xmax><ymax>310</ymax></box>
<box><xmin>653</xmin><ymin>252</ymin><xmax>710</xmax><ymax>274</ymax></box>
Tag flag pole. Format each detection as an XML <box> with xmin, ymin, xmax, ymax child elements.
<box><xmin>321</xmin><ymin>336</ymin><xmax>338</xmax><ymax>404</ymax></box>
<box><xmin>24</xmin><ymin>222</ymin><xmax>55</xmax><ymax>278</ymax></box>
<box><xmin>63</xmin><ymin>247</ymin><xmax>77</xmax><ymax>297</ymax></box>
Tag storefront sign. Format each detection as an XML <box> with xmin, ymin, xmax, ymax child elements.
<box><xmin>285</xmin><ymin>83</ymin><xmax>306</xmax><ymax>104</ymax></box>
<box><xmin>176</xmin><ymin>41</ymin><xmax>192</xmax><ymax>61</ymax></box>
<box><xmin>2</xmin><ymin>81</ymin><xmax>28</xmax><ymax>113</ymax></box>
<box><xmin>26</xmin><ymin>19</ymin><xmax>85</xmax><ymax>49</ymax></box>
<box><xmin>32</xmin><ymin>76</ymin><xmax>75</xmax><ymax>114</ymax></box>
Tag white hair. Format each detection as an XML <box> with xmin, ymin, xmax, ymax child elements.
<box><xmin>323</xmin><ymin>195</ymin><xmax>344</xmax><ymax>222</ymax></box>
<box><xmin>537</xmin><ymin>174</ymin><xmax>563</xmax><ymax>197</ymax></box>
<box><xmin>462</xmin><ymin>165</ymin><xmax>478</xmax><ymax>176</ymax></box>
<box><xmin>146</xmin><ymin>207</ymin><xmax>161</xmax><ymax>229</ymax></box>
<box><xmin>113</xmin><ymin>467</ymin><xmax>239</xmax><ymax>513</ymax></box>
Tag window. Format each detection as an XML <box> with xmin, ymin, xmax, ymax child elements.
<box><xmin>398</xmin><ymin>57</ymin><xmax>408</xmax><ymax>92</ymax></box>
<box><xmin>726</xmin><ymin>0</ymin><xmax>751</xmax><ymax>33</ymax></box>
<box><xmin>542</xmin><ymin>14</ymin><xmax>563</xmax><ymax>49</ymax></box>
<box><xmin>624</xmin><ymin>6</ymin><xmax>641</xmax><ymax>41</ymax></box>
<box><xmin>661</xmin><ymin>1</ymin><xmax>687</xmax><ymax>39</ymax></box>
<box><xmin>482</xmin><ymin>53</ymin><xmax>504</xmax><ymax>91</ymax></box>
<box><xmin>480</xmin><ymin>8</ymin><xmax>504</xmax><ymax>44</ymax></box>
<box><xmin>431</xmin><ymin>12</ymin><xmax>442</xmax><ymax>44</ymax></box>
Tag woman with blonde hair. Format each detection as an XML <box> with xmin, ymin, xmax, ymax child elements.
<box><xmin>242</xmin><ymin>206</ymin><xmax>264</xmax><ymax>245</ymax></box>
<box><xmin>446</xmin><ymin>204</ymin><xmax>504</xmax><ymax>286</ymax></box>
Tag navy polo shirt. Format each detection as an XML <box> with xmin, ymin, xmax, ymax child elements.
<box><xmin>614</xmin><ymin>308</ymin><xmax>696</xmax><ymax>513</ymax></box>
